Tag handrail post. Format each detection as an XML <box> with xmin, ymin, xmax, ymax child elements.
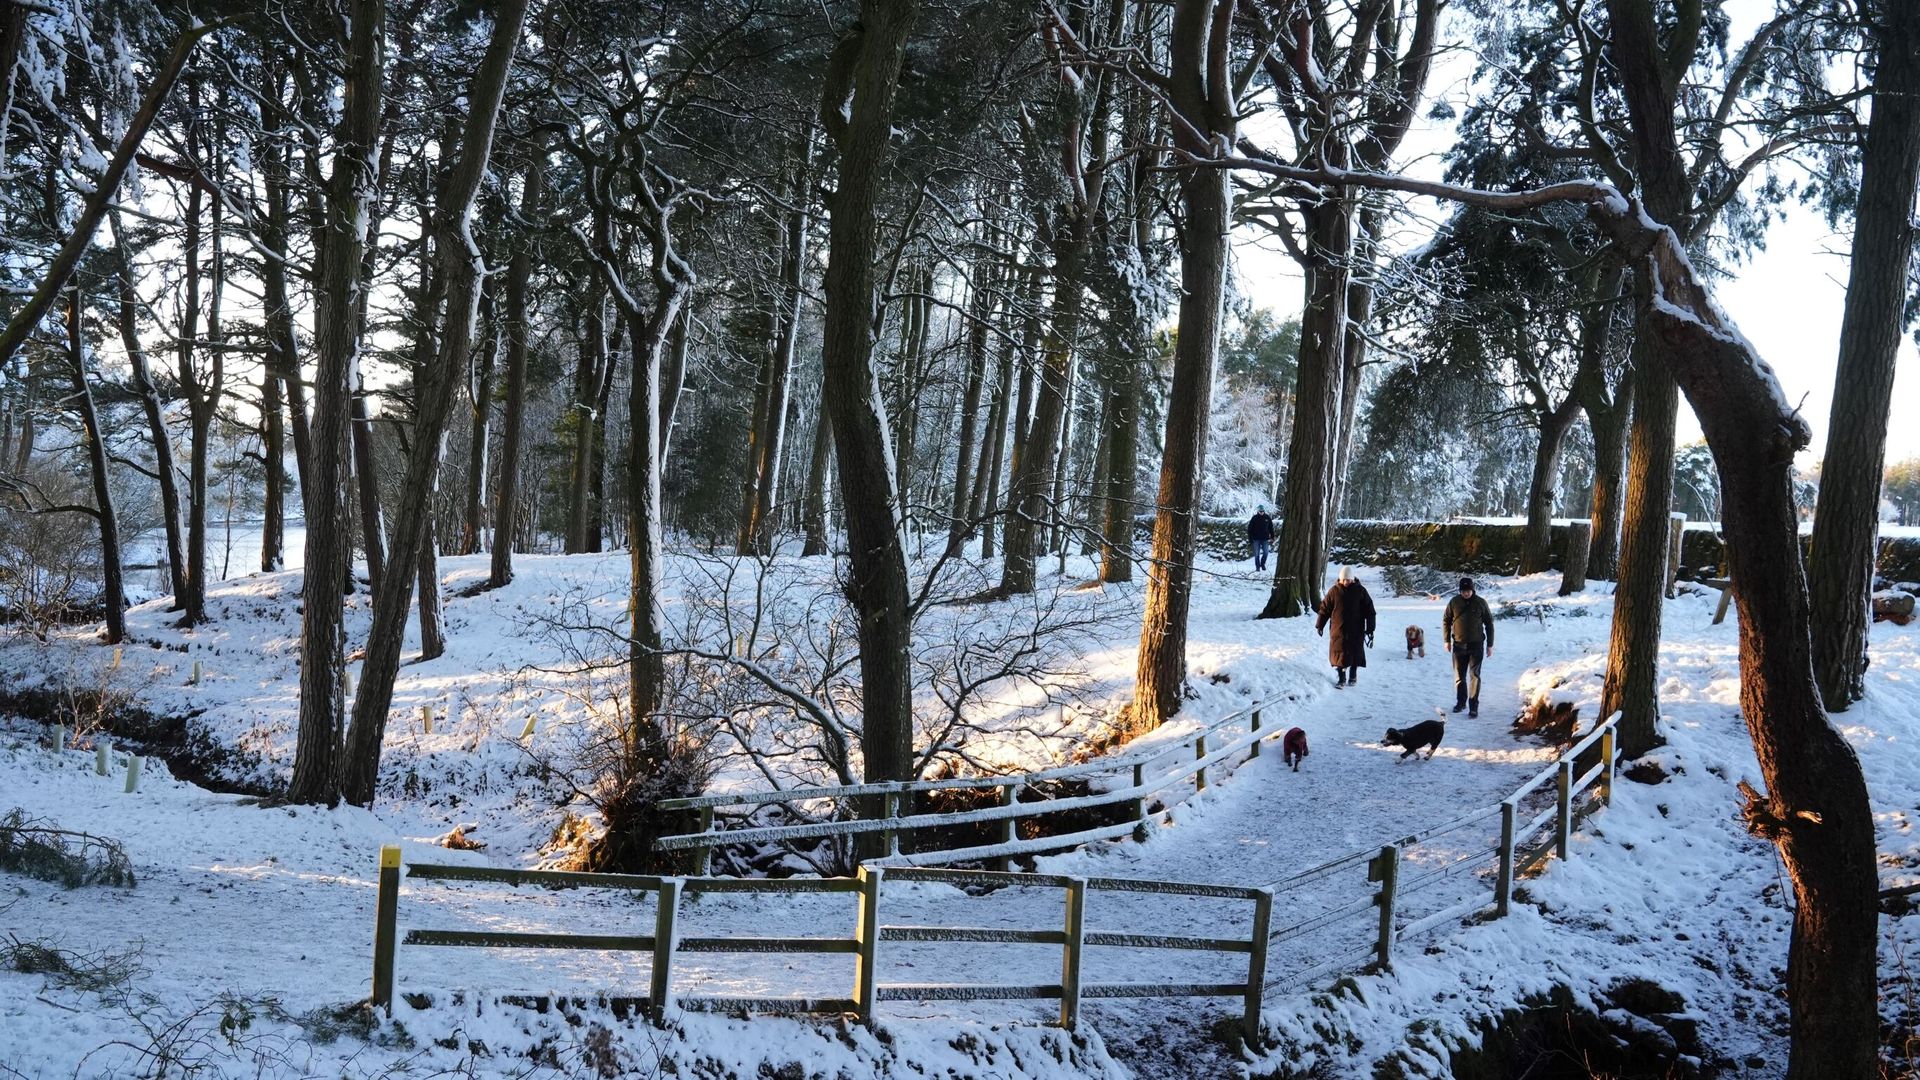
<box><xmin>693</xmin><ymin>806</ymin><xmax>714</xmax><ymax>877</ymax></box>
<box><xmin>1495</xmin><ymin>800</ymin><xmax>1516</xmax><ymax>917</ymax></box>
<box><xmin>1370</xmin><ymin>844</ymin><xmax>1400</xmax><ymax>973</ymax></box>
<box><xmin>853</xmin><ymin>865</ymin><xmax>884</xmax><ymax>1023</ymax></box>
<box><xmin>1195</xmin><ymin>734</ymin><xmax>1209</xmax><ymax>791</ymax></box>
<box><xmin>1599</xmin><ymin>724</ymin><xmax>1616</xmax><ymax>808</ymax></box>
<box><xmin>995</xmin><ymin>784</ymin><xmax>1018</xmax><ymax>873</ymax></box>
<box><xmin>1555</xmin><ymin>759</ymin><xmax>1573</xmax><ymax>861</ymax></box>
<box><xmin>1060</xmin><ymin>877</ymin><xmax>1086</xmax><ymax>1030</ymax></box>
<box><xmin>881</xmin><ymin>787</ymin><xmax>901</xmax><ymax>858</ymax></box>
<box><xmin>1131</xmin><ymin>762</ymin><xmax>1148</xmax><ymax>842</ymax></box>
<box><xmin>1249</xmin><ymin>708</ymin><xmax>1262</xmax><ymax>759</ymax></box>
<box><xmin>1242</xmin><ymin>887</ymin><xmax>1273</xmax><ymax>1045</ymax></box>
<box><xmin>372</xmin><ymin>845</ymin><xmax>402</xmax><ymax>1011</ymax></box>
<box><xmin>649</xmin><ymin>878</ymin><xmax>682</xmax><ymax>1023</ymax></box>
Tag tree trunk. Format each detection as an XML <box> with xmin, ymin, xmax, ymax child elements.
<box><xmin>801</xmin><ymin>405</ymin><xmax>833</xmax><ymax>556</ymax></box>
<box><xmin>261</xmin><ymin>344</ymin><xmax>285</xmax><ymax>572</ymax></box>
<box><xmin>1809</xmin><ymin>0</ymin><xmax>1920</xmax><ymax>711</ymax></box>
<box><xmin>566</xmin><ymin>296</ymin><xmax>607</xmax><ymax>554</ymax></box>
<box><xmin>417</xmin><ymin>516</ymin><xmax>444</xmax><ymax>660</ymax></box>
<box><xmin>623</xmin><ymin>296</ymin><xmax>687</xmax><ymax>727</ymax></box>
<box><xmin>945</xmin><ymin>242</ymin><xmax>996</xmax><ymax>555</ymax></box>
<box><xmin>1046</xmin><ymin>352</ymin><xmax>1079</xmax><ymax>558</ymax></box>
<box><xmin>818</xmin><ymin>0</ymin><xmax>920</xmax><ymax>856</ymax></box>
<box><xmin>658</xmin><ymin>300</ymin><xmax>690</xmax><ymax>457</ymax></box>
<box><xmin>1134</xmin><ymin>0</ymin><xmax>1232</xmax><ymax>727</ymax></box>
<box><xmin>1559</xmin><ymin>520</ymin><xmax>1591</xmax><ymax>595</ymax></box>
<box><xmin>1101</xmin><ymin>341</ymin><xmax>1140</xmax><ymax>583</ymax></box>
<box><xmin>177</xmin><ymin>165</ymin><xmax>207</xmax><ymax>625</ymax></box>
<box><xmin>739</xmin><ymin>145</ymin><xmax>811</xmax><ymax>556</ymax></box>
<box><xmin>109</xmin><ymin>215</ymin><xmax>188</xmax><ymax>602</ymax></box>
<box><xmin>260</xmin><ymin>95</ymin><xmax>312</xmax><ymax>518</ymax></box>
<box><xmin>1261</xmin><ymin>206</ymin><xmax>1351</xmax><ymax>618</ymax></box>
<box><xmin>65</xmin><ymin>291</ymin><xmax>125</xmax><ymax>644</ymax></box>
<box><xmin>289</xmin><ymin>0</ymin><xmax>384</xmax><ymax>807</ymax></box>
<box><xmin>1519</xmin><ymin>401</ymin><xmax>1580</xmax><ymax>575</ymax></box>
<box><xmin>461</xmin><ymin>293</ymin><xmax>498</xmax><ymax>557</ymax></box>
<box><xmin>1601</xmin><ymin>330</ymin><xmax>1677</xmax><ymax>756</ymax></box>
<box><xmin>1002</xmin><ymin>231</ymin><xmax>1090</xmax><ymax>593</ymax></box>
<box><xmin>340</xmin><ymin>0</ymin><xmax>528</xmax><ymax>807</ymax></box>
<box><xmin>490</xmin><ymin>152</ymin><xmax>544</xmax><ymax>589</ymax></box>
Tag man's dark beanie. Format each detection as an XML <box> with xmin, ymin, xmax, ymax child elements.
<box><xmin>1459</xmin><ymin>577</ymin><xmax>1475</xmax><ymax>592</ymax></box>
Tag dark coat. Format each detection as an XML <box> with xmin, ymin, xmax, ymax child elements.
<box><xmin>1316</xmin><ymin>579</ymin><xmax>1377</xmax><ymax>668</ymax></box>
<box><xmin>1248</xmin><ymin>512</ymin><xmax>1274</xmax><ymax>542</ymax></box>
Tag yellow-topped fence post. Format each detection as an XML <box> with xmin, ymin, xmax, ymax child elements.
<box><xmin>372</xmin><ymin>845</ymin><xmax>402</xmax><ymax>1010</ymax></box>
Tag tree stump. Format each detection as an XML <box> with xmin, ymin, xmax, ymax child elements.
<box><xmin>1664</xmin><ymin>513</ymin><xmax>1687</xmax><ymax>599</ymax></box>
<box><xmin>1559</xmin><ymin>520</ymin><xmax>1592</xmax><ymax>596</ymax></box>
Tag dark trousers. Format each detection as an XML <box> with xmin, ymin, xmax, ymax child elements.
<box><xmin>1452</xmin><ymin>642</ymin><xmax>1484</xmax><ymax>707</ymax></box>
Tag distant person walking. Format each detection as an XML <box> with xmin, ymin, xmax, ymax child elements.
<box><xmin>1443</xmin><ymin>577</ymin><xmax>1495</xmax><ymax>717</ymax></box>
<box><xmin>1247</xmin><ymin>507</ymin><xmax>1275</xmax><ymax>571</ymax></box>
<box><xmin>1316</xmin><ymin>566</ymin><xmax>1376</xmax><ymax>688</ymax></box>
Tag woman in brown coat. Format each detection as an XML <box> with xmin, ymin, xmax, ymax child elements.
<box><xmin>1316</xmin><ymin>566</ymin><xmax>1377</xmax><ymax>688</ymax></box>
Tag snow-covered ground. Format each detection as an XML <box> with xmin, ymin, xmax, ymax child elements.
<box><xmin>1</xmin><ymin>548</ymin><xmax>1917</xmax><ymax>1077</ymax></box>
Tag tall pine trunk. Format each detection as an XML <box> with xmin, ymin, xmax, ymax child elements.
<box><xmin>340</xmin><ymin>0</ymin><xmax>528</xmax><ymax>806</ymax></box>
<box><xmin>818</xmin><ymin>0</ymin><xmax>920</xmax><ymax>855</ymax></box>
<box><xmin>801</xmin><ymin>406</ymin><xmax>833</xmax><ymax>556</ymax></box>
<box><xmin>1809</xmin><ymin>0</ymin><xmax>1920</xmax><ymax>710</ymax></box>
<box><xmin>65</xmin><ymin>291</ymin><xmax>125</xmax><ymax>644</ymax></box>
<box><xmin>109</xmin><ymin>215</ymin><xmax>189</xmax><ymax>602</ymax></box>
<box><xmin>739</xmin><ymin>145</ymin><xmax>811</xmax><ymax>555</ymax></box>
<box><xmin>289</xmin><ymin>0</ymin><xmax>384</xmax><ymax>806</ymax></box>
<box><xmin>490</xmin><ymin>152</ymin><xmax>544</xmax><ymax>589</ymax></box>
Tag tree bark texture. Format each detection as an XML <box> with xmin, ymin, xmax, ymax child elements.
<box><xmin>818</xmin><ymin>0</ymin><xmax>921</xmax><ymax>855</ymax></box>
<box><xmin>290</xmin><ymin>0</ymin><xmax>384</xmax><ymax>806</ymax></box>
<box><xmin>65</xmin><ymin>292</ymin><xmax>125</xmax><ymax>644</ymax></box>
<box><xmin>110</xmin><ymin>215</ymin><xmax>188</xmax><ymax>603</ymax></box>
<box><xmin>490</xmin><ymin>152</ymin><xmax>544</xmax><ymax>588</ymax></box>
<box><xmin>340</xmin><ymin>0</ymin><xmax>527</xmax><ymax>806</ymax></box>
<box><xmin>1809</xmin><ymin>0</ymin><xmax>1920</xmax><ymax>710</ymax></box>
<box><xmin>739</xmin><ymin>143</ymin><xmax>811</xmax><ymax>556</ymax></box>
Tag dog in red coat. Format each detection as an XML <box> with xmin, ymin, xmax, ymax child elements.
<box><xmin>1282</xmin><ymin>727</ymin><xmax>1309</xmax><ymax>772</ymax></box>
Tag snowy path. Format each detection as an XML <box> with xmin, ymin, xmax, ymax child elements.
<box><xmin>0</xmin><ymin>565</ymin><xmax>1578</xmax><ymax>1074</ymax></box>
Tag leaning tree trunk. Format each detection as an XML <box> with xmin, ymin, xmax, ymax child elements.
<box><xmin>1261</xmin><ymin>206</ymin><xmax>1351</xmax><ymax>618</ymax></box>
<box><xmin>288</xmin><ymin>0</ymin><xmax>383</xmax><ymax>807</ymax></box>
<box><xmin>65</xmin><ymin>292</ymin><xmax>125</xmax><ymax>644</ymax></box>
<box><xmin>1518</xmin><ymin>401</ymin><xmax>1581</xmax><ymax>575</ymax></box>
<box><xmin>818</xmin><ymin>0</ymin><xmax>920</xmax><ymax>857</ymax></box>
<box><xmin>340</xmin><ymin>0</ymin><xmax>528</xmax><ymax>807</ymax></box>
<box><xmin>490</xmin><ymin>152</ymin><xmax>543</xmax><ymax>589</ymax></box>
<box><xmin>1809</xmin><ymin>0</ymin><xmax>1920</xmax><ymax>711</ymax></box>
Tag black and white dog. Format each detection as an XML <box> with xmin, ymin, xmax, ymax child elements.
<box><xmin>1383</xmin><ymin>716</ymin><xmax>1446</xmax><ymax>760</ymax></box>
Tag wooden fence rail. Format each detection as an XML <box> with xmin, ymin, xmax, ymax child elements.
<box><xmin>654</xmin><ymin>698</ymin><xmax>1289</xmax><ymax>873</ymax></box>
<box><xmin>371</xmin><ymin>714</ymin><xmax>1620</xmax><ymax>1043</ymax></box>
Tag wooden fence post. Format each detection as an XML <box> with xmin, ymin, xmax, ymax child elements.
<box><xmin>1664</xmin><ymin>513</ymin><xmax>1687</xmax><ymax>599</ymax></box>
<box><xmin>1371</xmin><ymin>844</ymin><xmax>1400</xmax><ymax>972</ymax></box>
<box><xmin>1599</xmin><ymin>724</ymin><xmax>1616</xmax><ymax>808</ymax></box>
<box><xmin>1243</xmin><ymin>887</ymin><xmax>1273</xmax><ymax>1044</ymax></box>
<box><xmin>1559</xmin><ymin>521</ymin><xmax>1592</xmax><ymax>596</ymax></box>
<box><xmin>1194</xmin><ymin>734</ymin><xmax>1208</xmax><ymax>791</ymax></box>
<box><xmin>853</xmin><ymin>865</ymin><xmax>884</xmax><ymax>1023</ymax></box>
<box><xmin>372</xmin><ymin>845</ymin><xmax>402</xmax><ymax>1011</ymax></box>
<box><xmin>1059</xmin><ymin>877</ymin><xmax>1086</xmax><ymax>1030</ymax></box>
<box><xmin>1495</xmin><ymin>800</ymin><xmax>1516</xmax><ymax>917</ymax></box>
<box><xmin>1555</xmin><ymin>759</ymin><xmax>1573</xmax><ymax>861</ymax></box>
<box><xmin>693</xmin><ymin>806</ymin><xmax>714</xmax><ymax>877</ymax></box>
<box><xmin>995</xmin><ymin>784</ymin><xmax>1018</xmax><ymax>873</ymax></box>
<box><xmin>1131</xmin><ymin>762</ymin><xmax>1148</xmax><ymax>842</ymax></box>
<box><xmin>650</xmin><ymin>878</ymin><xmax>682</xmax><ymax>1023</ymax></box>
<box><xmin>1249</xmin><ymin>709</ymin><xmax>1262</xmax><ymax>758</ymax></box>
<box><xmin>881</xmin><ymin>788</ymin><xmax>901</xmax><ymax>857</ymax></box>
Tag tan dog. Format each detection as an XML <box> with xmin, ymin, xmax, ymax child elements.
<box><xmin>1405</xmin><ymin>625</ymin><xmax>1426</xmax><ymax>659</ymax></box>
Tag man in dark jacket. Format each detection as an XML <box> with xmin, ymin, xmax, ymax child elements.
<box><xmin>1443</xmin><ymin>577</ymin><xmax>1495</xmax><ymax>717</ymax></box>
<box><xmin>1247</xmin><ymin>507</ymin><xmax>1275</xmax><ymax>570</ymax></box>
<box><xmin>1316</xmin><ymin>566</ymin><xmax>1376</xmax><ymax>687</ymax></box>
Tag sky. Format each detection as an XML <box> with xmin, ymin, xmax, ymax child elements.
<box><xmin>1227</xmin><ymin>3</ymin><xmax>1920</xmax><ymax>469</ymax></box>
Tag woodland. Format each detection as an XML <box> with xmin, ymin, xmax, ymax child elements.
<box><xmin>2</xmin><ymin>0</ymin><xmax>1919</xmax><ymax>1075</ymax></box>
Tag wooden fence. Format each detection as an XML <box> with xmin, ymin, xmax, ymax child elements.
<box><xmin>370</xmin><ymin>716</ymin><xmax>1619</xmax><ymax>1039</ymax></box>
<box><xmin>652</xmin><ymin>698</ymin><xmax>1291</xmax><ymax>873</ymax></box>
